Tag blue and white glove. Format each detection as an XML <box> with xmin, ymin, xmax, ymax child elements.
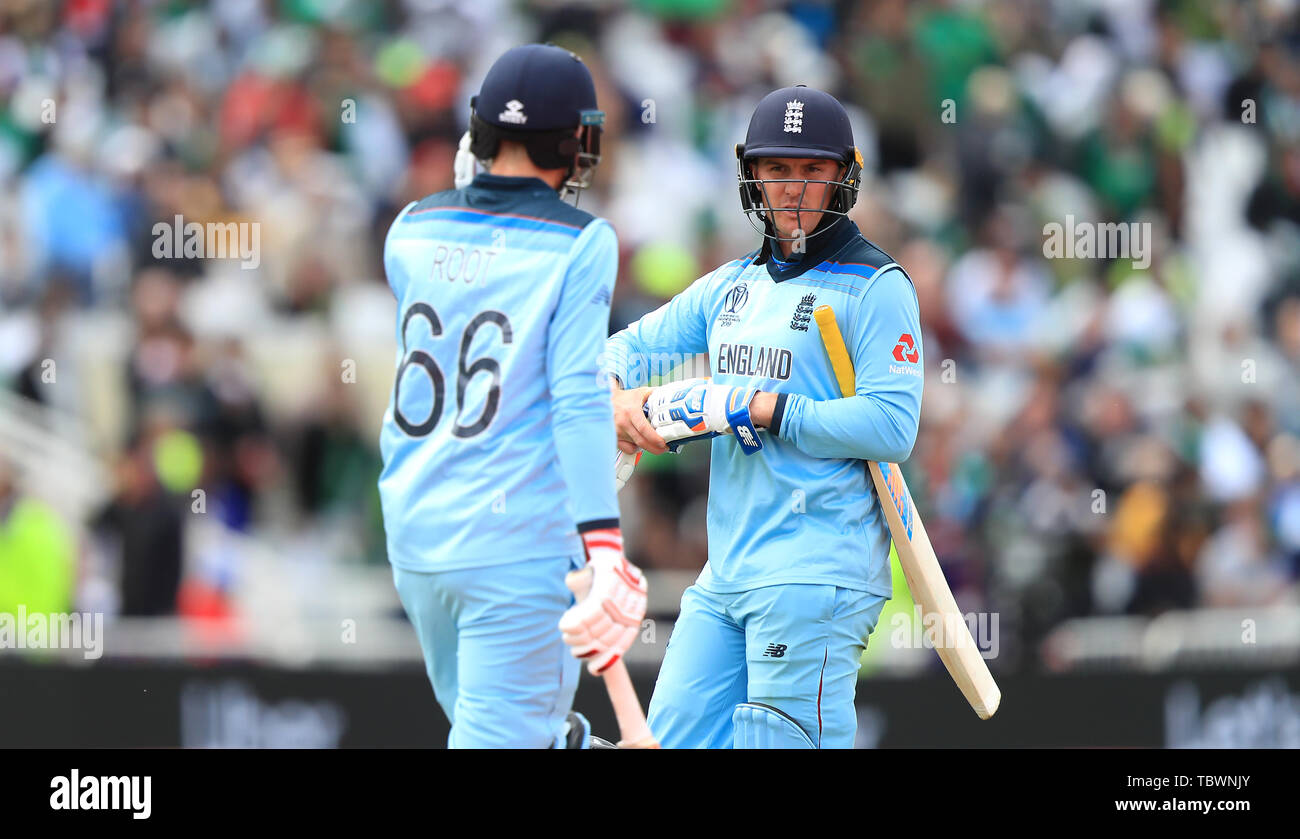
<box><xmin>643</xmin><ymin>377</ymin><xmax>764</xmax><ymax>455</ymax></box>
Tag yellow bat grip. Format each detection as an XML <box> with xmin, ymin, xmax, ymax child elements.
<box><xmin>813</xmin><ymin>305</ymin><xmax>856</xmax><ymax>397</ymax></box>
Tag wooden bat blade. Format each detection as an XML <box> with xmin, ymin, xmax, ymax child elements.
<box><xmin>869</xmin><ymin>461</ymin><xmax>1001</xmax><ymax>719</ymax></box>
<box><xmin>812</xmin><ymin>304</ymin><xmax>1001</xmax><ymax>720</ymax></box>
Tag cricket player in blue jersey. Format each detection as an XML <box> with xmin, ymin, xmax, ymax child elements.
<box><xmin>600</xmin><ymin>86</ymin><xmax>923</xmax><ymax>748</ymax></box>
<box><xmin>379</xmin><ymin>44</ymin><xmax>648</xmax><ymax>749</ymax></box>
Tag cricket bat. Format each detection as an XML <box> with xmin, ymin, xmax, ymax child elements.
<box><xmin>567</xmin><ymin>549</ymin><xmax>659</xmax><ymax>748</ymax></box>
<box><xmin>614</xmin><ymin>450</ymin><xmax>641</xmax><ymax>491</ymax></box>
<box><xmin>602</xmin><ymin>659</ymin><xmax>657</xmax><ymax>748</ymax></box>
<box><xmin>813</xmin><ymin>304</ymin><xmax>1001</xmax><ymax>720</ymax></box>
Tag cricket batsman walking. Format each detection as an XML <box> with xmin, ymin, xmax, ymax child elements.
<box><xmin>379</xmin><ymin>44</ymin><xmax>647</xmax><ymax>749</ymax></box>
<box><xmin>601</xmin><ymin>86</ymin><xmax>923</xmax><ymax>747</ymax></box>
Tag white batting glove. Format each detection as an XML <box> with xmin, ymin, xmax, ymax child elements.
<box><xmin>614</xmin><ymin>449</ymin><xmax>641</xmax><ymax>491</ymax></box>
<box><xmin>454</xmin><ymin>130</ymin><xmax>479</xmax><ymax>188</ymax></box>
<box><xmin>559</xmin><ymin>528</ymin><xmax>648</xmax><ymax>675</ymax></box>
<box><xmin>644</xmin><ymin>377</ymin><xmax>764</xmax><ymax>454</ymax></box>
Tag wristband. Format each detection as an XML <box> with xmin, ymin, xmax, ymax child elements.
<box><xmin>719</xmin><ymin>385</ymin><xmax>763</xmax><ymax>455</ymax></box>
<box><xmin>580</xmin><ymin>527</ymin><xmax>623</xmax><ymax>563</ymax></box>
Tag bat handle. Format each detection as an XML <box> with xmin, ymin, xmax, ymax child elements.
<box><xmin>614</xmin><ymin>449</ymin><xmax>641</xmax><ymax>492</ymax></box>
<box><xmin>602</xmin><ymin>660</ymin><xmax>659</xmax><ymax>748</ymax></box>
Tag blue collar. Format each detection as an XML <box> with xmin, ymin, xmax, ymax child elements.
<box><xmin>468</xmin><ymin>173</ymin><xmax>557</xmax><ymax>195</ymax></box>
<box><xmin>756</xmin><ymin>217</ymin><xmax>861</xmax><ymax>282</ymax></box>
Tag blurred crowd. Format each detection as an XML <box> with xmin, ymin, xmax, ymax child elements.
<box><xmin>0</xmin><ymin>0</ymin><xmax>1299</xmax><ymax>669</ymax></box>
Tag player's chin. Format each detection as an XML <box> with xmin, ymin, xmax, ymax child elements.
<box><xmin>774</xmin><ymin>212</ymin><xmax>813</xmax><ymax>238</ymax></box>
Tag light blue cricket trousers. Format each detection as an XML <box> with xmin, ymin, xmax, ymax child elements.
<box><xmin>392</xmin><ymin>554</ymin><xmax>583</xmax><ymax>748</ymax></box>
<box><xmin>647</xmin><ymin>583</ymin><xmax>887</xmax><ymax>748</ymax></box>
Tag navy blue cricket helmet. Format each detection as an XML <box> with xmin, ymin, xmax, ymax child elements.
<box><xmin>469</xmin><ymin>44</ymin><xmax>605</xmax><ymax>199</ymax></box>
<box><xmin>736</xmin><ymin>85</ymin><xmax>863</xmax><ymax>242</ymax></box>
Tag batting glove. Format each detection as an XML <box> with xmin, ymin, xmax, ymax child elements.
<box><xmin>644</xmin><ymin>377</ymin><xmax>764</xmax><ymax>455</ymax></box>
<box><xmin>559</xmin><ymin>528</ymin><xmax>648</xmax><ymax>675</ymax></box>
<box><xmin>454</xmin><ymin>130</ymin><xmax>479</xmax><ymax>188</ymax></box>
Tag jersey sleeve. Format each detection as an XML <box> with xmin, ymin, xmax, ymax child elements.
<box><xmin>773</xmin><ymin>266</ymin><xmax>924</xmax><ymax>463</ymax></box>
<box><xmin>547</xmin><ymin>219</ymin><xmax>621</xmax><ymax>531</ymax></box>
<box><xmin>603</xmin><ymin>269</ymin><xmax>715</xmax><ymax>388</ymax></box>
<box><xmin>382</xmin><ymin>201</ymin><xmax>418</xmax><ymax>299</ymax></box>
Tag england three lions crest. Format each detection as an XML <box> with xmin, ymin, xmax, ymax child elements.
<box><xmin>783</xmin><ymin>99</ymin><xmax>804</xmax><ymax>134</ymax></box>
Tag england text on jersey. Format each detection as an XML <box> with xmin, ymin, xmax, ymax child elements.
<box><xmin>715</xmin><ymin>342</ymin><xmax>794</xmax><ymax>380</ymax></box>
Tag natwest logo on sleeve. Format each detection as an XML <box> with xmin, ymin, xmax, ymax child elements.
<box><xmin>892</xmin><ymin>333</ymin><xmax>919</xmax><ymax>364</ymax></box>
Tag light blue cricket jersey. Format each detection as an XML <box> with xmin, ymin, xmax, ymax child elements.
<box><xmin>605</xmin><ymin>218</ymin><xmax>923</xmax><ymax>597</ymax></box>
<box><xmin>379</xmin><ymin>174</ymin><xmax>620</xmax><ymax>572</ymax></box>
